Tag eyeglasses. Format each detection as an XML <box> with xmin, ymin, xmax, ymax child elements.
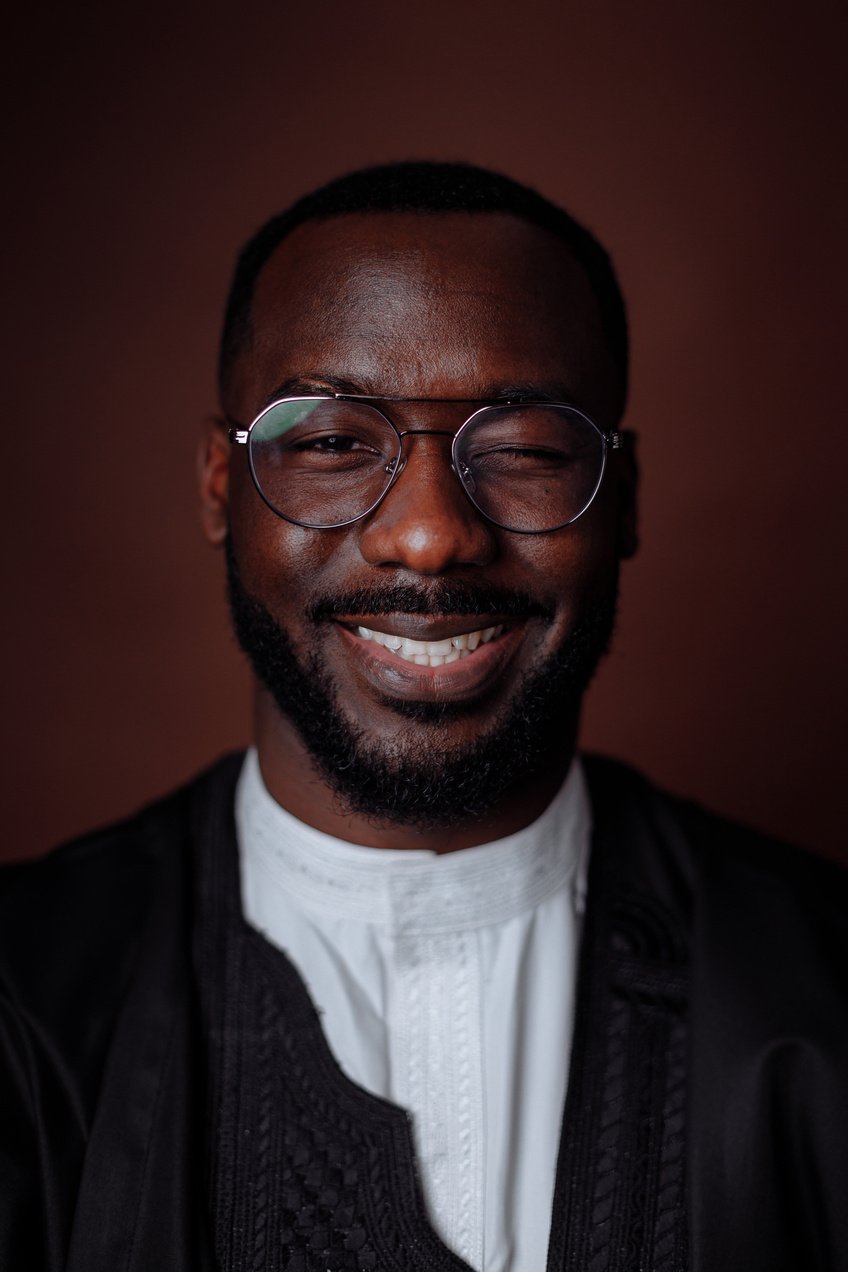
<box><xmin>228</xmin><ymin>394</ymin><xmax>622</xmax><ymax>534</ymax></box>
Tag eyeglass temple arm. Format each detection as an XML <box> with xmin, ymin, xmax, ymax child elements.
<box><xmin>221</xmin><ymin>412</ymin><xmax>249</xmax><ymax>445</ymax></box>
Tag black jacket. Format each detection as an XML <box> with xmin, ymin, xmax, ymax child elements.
<box><xmin>1</xmin><ymin>753</ymin><xmax>847</xmax><ymax>1271</ymax></box>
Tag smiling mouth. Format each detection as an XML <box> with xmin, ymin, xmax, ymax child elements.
<box><xmin>353</xmin><ymin>622</ymin><xmax>505</xmax><ymax>668</ymax></box>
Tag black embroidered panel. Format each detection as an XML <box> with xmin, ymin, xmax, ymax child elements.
<box><xmin>207</xmin><ymin>929</ymin><xmax>477</xmax><ymax>1271</ymax></box>
<box><xmin>548</xmin><ymin>886</ymin><xmax>690</xmax><ymax>1272</ymax></box>
<box><xmin>193</xmin><ymin>759</ymin><xmax>691</xmax><ymax>1272</ymax></box>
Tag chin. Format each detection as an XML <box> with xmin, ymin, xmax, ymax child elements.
<box><xmin>226</xmin><ymin>537</ymin><xmax>618</xmax><ymax>830</ymax></box>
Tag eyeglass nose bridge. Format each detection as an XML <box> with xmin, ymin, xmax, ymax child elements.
<box><xmin>381</xmin><ymin>424</ymin><xmax>472</xmax><ymax>504</ymax></box>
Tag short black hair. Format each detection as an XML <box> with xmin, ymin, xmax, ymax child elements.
<box><xmin>218</xmin><ymin>160</ymin><xmax>628</xmax><ymax>412</ymax></box>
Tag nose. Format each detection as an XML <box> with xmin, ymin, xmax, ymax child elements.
<box><xmin>357</xmin><ymin>433</ymin><xmax>498</xmax><ymax>574</ymax></box>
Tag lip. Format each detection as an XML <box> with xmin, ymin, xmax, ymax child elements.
<box><xmin>335</xmin><ymin>619</ymin><xmax>527</xmax><ymax>702</ymax></box>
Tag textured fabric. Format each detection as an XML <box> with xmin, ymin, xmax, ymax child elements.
<box><xmin>237</xmin><ymin>747</ymin><xmax>591</xmax><ymax>1271</ymax></box>
<box><xmin>1</xmin><ymin>753</ymin><xmax>847</xmax><ymax>1271</ymax></box>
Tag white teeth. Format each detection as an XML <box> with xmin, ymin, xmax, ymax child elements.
<box><xmin>353</xmin><ymin>622</ymin><xmax>504</xmax><ymax>667</ymax></box>
<box><xmin>427</xmin><ymin>639</ymin><xmax>453</xmax><ymax>657</ymax></box>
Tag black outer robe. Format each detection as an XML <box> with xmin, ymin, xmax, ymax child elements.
<box><xmin>1</xmin><ymin>753</ymin><xmax>846</xmax><ymax>1271</ymax></box>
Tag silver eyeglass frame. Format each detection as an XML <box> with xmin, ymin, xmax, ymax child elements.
<box><xmin>228</xmin><ymin>392</ymin><xmax>622</xmax><ymax>534</ymax></box>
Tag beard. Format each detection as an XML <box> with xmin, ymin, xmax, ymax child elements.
<box><xmin>226</xmin><ymin>537</ymin><xmax>617</xmax><ymax>832</ymax></box>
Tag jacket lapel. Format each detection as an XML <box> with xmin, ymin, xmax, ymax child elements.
<box><xmin>547</xmin><ymin>758</ymin><xmax>691</xmax><ymax>1271</ymax></box>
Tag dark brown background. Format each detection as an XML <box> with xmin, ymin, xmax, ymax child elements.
<box><xmin>3</xmin><ymin>1</ymin><xmax>846</xmax><ymax>863</ymax></box>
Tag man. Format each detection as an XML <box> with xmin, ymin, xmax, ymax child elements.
<box><xmin>1</xmin><ymin>162</ymin><xmax>846</xmax><ymax>1272</ymax></box>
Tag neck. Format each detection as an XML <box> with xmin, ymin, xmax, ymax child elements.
<box><xmin>252</xmin><ymin>689</ymin><xmax>579</xmax><ymax>853</ymax></box>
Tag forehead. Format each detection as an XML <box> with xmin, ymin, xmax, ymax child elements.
<box><xmin>236</xmin><ymin>211</ymin><xmax>618</xmax><ymax>420</ymax></box>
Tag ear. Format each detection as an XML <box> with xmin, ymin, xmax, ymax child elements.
<box><xmin>616</xmin><ymin>429</ymin><xmax>639</xmax><ymax>560</ymax></box>
<box><xmin>198</xmin><ymin>415</ymin><xmax>231</xmax><ymax>546</ymax></box>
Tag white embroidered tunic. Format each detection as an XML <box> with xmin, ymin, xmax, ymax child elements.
<box><xmin>236</xmin><ymin>748</ymin><xmax>590</xmax><ymax>1272</ymax></box>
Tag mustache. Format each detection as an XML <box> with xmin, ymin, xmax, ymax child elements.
<box><xmin>309</xmin><ymin>582</ymin><xmax>555</xmax><ymax>623</ymax></box>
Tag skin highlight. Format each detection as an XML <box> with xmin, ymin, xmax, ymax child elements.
<box><xmin>199</xmin><ymin>211</ymin><xmax>637</xmax><ymax>851</ymax></box>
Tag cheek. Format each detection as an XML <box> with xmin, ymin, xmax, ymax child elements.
<box><xmin>564</xmin><ymin>479</ymin><xmax>623</xmax><ymax>571</ymax></box>
<box><xmin>514</xmin><ymin>515</ymin><xmax>620</xmax><ymax>619</ymax></box>
<box><xmin>228</xmin><ymin>473</ymin><xmax>351</xmax><ymax>607</ymax></box>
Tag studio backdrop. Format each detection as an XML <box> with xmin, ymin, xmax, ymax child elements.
<box><xmin>2</xmin><ymin>0</ymin><xmax>845</xmax><ymax>862</ymax></box>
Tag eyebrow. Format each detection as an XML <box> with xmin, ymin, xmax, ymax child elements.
<box><xmin>260</xmin><ymin>374</ymin><xmax>583</xmax><ymax>411</ymax></box>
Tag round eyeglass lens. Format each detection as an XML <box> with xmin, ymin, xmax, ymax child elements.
<box><xmin>248</xmin><ymin>398</ymin><xmax>400</xmax><ymax>528</ymax></box>
<box><xmin>454</xmin><ymin>403</ymin><xmax>607</xmax><ymax>532</ymax></box>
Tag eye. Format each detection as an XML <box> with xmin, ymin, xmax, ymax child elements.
<box><xmin>465</xmin><ymin>442</ymin><xmax>580</xmax><ymax>471</ymax></box>
<box><xmin>293</xmin><ymin>432</ymin><xmax>374</xmax><ymax>454</ymax></box>
<box><xmin>457</xmin><ymin>404</ymin><xmax>601</xmax><ymax>479</ymax></box>
<box><xmin>268</xmin><ymin>425</ymin><xmax>392</xmax><ymax>476</ymax></box>
<box><xmin>285</xmin><ymin>431</ymin><xmax>387</xmax><ymax>472</ymax></box>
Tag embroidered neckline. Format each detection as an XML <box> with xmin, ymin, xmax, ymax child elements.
<box><xmin>236</xmin><ymin>748</ymin><xmax>591</xmax><ymax>933</ymax></box>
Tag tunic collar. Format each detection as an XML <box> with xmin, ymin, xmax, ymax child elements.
<box><xmin>236</xmin><ymin>748</ymin><xmax>591</xmax><ymax>934</ymax></box>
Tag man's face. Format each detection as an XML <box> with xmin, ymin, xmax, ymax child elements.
<box><xmin>204</xmin><ymin>211</ymin><xmax>636</xmax><ymax>838</ymax></box>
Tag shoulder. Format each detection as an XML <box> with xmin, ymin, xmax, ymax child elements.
<box><xmin>582</xmin><ymin>751</ymin><xmax>848</xmax><ymax>920</ymax></box>
<box><xmin>582</xmin><ymin>753</ymin><xmax>848</xmax><ymax>1000</ymax></box>
<box><xmin>0</xmin><ymin>755</ymin><xmax>242</xmax><ymax>1261</ymax></box>
<box><xmin>0</xmin><ymin>753</ymin><xmax>244</xmax><ymax>1053</ymax></box>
